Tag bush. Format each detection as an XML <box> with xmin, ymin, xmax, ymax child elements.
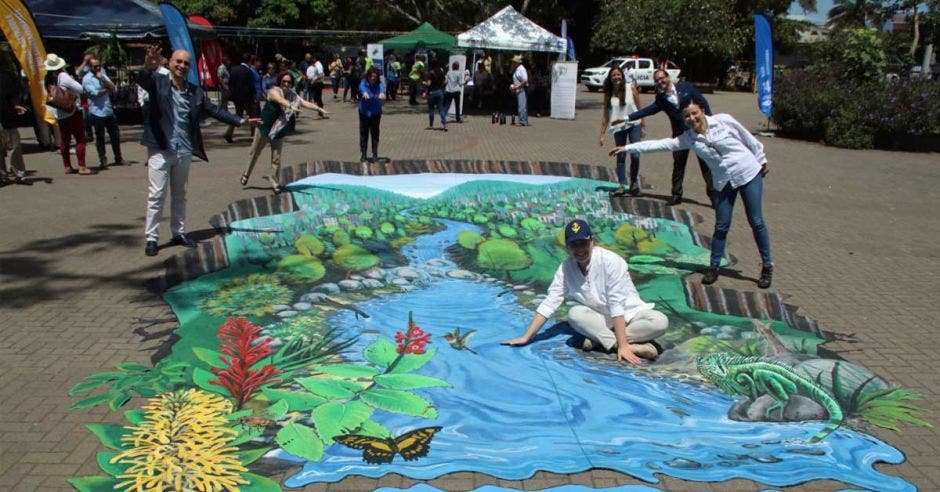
<box><xmin>775</xmin><ymin>68</ymin><xmax>940</xmax><ymax>149</ymax></box>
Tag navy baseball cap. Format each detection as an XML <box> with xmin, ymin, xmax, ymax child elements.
<box><xmin>564</xmin><ymin>219</ymin><xmax>593</xmax><ymax>244</ymax></box>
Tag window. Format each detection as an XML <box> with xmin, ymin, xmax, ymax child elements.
<box><xmin>638</xmin><ymin>60</ymin><xmax>652</xmax><ymax>69</ymax></box>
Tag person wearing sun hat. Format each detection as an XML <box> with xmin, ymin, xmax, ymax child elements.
<box><xmin>502</xmin><ymin>219</ymin><xmax>669</xmax><ymax>364</ymax></box>
<box><xmin>510</xmin><ymin>54</ymin><xmax>529</xmax><ymax>126</ymax></box>
<box><xmin>44</xmin><ymin>53</ymin><xmax>93</xmax><ymax>175</ymax></box>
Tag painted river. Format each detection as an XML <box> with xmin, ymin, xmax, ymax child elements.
<box><xmin>283</xmin><ymin>217</ymin><xmax>913</xmax><ymax>491</ymax></box>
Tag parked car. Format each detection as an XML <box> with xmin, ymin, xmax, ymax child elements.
<box><xmin>580</xmin><ymin>56</ymin><xmax>681</xmax><ymax>92</ymax></box>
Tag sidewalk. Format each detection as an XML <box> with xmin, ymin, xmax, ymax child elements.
<box><xmin>1</xmin><ymin>89</ymin><xmax>938</xmax><ymax>491</ymax></box>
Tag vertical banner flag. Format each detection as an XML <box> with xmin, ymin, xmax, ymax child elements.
<box><xmin>560</xmin><ymin>19</ymin><xmax>567</xmax><ymax>62</ymax></box>
<box><xmin>0</xmin><ymin>0</ymin><xmax>53</xmax><ymax>123</ymax></box>
<box><xmin>159</xmin><ymin>2</ymin><xmax>199</xmax><ymax>85</ymax></box>
<box><xmin>368</xmin><ymin>44</ymin><xmax>384</xmax><ymax>81</ymax></box>
<box><xmin>190</xmin><ymin>15</ymin><xmax>222</xmax><ymax>88</ymax></box>
<box><xmin>754</xmin><ymin>13</ymin><xmax>773</xmax><ymax>117</ymax></box>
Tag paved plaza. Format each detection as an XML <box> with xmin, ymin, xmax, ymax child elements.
<box><xmin>1</xmin><ymin>88</ymin><xmax>938</xmax><ymax>491</ymax></box>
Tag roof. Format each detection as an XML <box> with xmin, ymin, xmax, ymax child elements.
<box><xmin>379</xmin><ymin>22</ymin><xmax>456</xmax><ymax>51</ymax></box>
<box><xmin>456</xmin><ymin>6</ymin><xmax>566</xmax><ymax>53</ymax></box>
<box><xmin>25</xmin><ymin>0</ymin><xmax>208</xmax><ymax>39</ymax></box>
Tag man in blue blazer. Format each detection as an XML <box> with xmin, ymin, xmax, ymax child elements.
<box><xmin>138</xmin><ymin>47</ymin><xmax>258</xmax><ymax>257</ymax></box>
<box><xmin>628</xmin><ymin>69</ymin><xmax>713</xmax><ymax>206</ymax></box>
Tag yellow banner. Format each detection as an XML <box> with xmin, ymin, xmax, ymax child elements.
<box><xmin>0</xmin><ymin>0</ymin><xmax>53</xmax><ymax>123</ymax></box>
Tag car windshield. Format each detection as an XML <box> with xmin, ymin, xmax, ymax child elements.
<box><xmin>603</xmin><ymin>58</ymin><xmax>626</xmax><ymax>68</ymax></box>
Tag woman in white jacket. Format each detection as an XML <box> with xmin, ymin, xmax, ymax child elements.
<box><xmin>610</xmin><ymin>100</ymin><xmax>773</xmax><ymax>288</ymax></box>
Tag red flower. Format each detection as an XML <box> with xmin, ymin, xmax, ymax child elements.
<box><xmin>394</xmin><ymin>313</ymin><xmax>432</xmax><ymax>355</ymax></box>
<box><xmin>209</xmin><ymin>317</ymin><xmax>281</xmax><ymax>409</ymax></box>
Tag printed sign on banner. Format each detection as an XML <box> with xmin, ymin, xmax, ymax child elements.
<box><xmin>550</xmin><ymin>61</ymin><xmax>578</xmax><ymax>119</ymax></box>
<box><xmin>367</xmin><ymin>44</ymin><xmax>384</xmax><ymax>79</ymax></box>
<box><xmin>447</xmin><ymin>55</ymin><xmax>466</xmax><ymax>117</ymax></box>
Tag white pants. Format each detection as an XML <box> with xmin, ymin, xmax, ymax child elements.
<box><xmin>145</xmin><ymin>149</ymin><xmax>193</xmax><ymax>241</ymax></box>
<box><xmin>568</xmin><ymin>305</ymin><xmax>668</xmax><ymax>351</ymax></box>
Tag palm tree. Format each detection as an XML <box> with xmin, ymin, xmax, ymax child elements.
<box><xmin>826</xmin><ymin>0</ymin><xmax>889</xmax><ymax>29</ymax></box>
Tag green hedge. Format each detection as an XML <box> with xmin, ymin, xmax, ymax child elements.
<box><xmin>774</xmin><ymin>68</ymin><xmax>940</xmax><ymax>150</ymax></box>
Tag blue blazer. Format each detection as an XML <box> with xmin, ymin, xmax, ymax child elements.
<box><xmin>628</xmin><ymin>81</ymin><xmax>712</xmax><ymax>137</ymax></box>
<box><xmin>137</xmin><ymin>69</ymin><xmax>243</xmax><ymax>162</ymax></box>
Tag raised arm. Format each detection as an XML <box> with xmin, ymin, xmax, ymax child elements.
<box><xmin>610</xmin><ymin>134</ymin><xmax>691</xmax><ymax>156</ymax></box>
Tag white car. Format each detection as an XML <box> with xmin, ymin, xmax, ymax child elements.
<box><xmin>581</xmin><ymin>57</ymin><xmax>682</xmax><ymax>92</ymax></box>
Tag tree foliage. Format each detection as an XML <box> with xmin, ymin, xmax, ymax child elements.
<box><xmin>332</xmin><ymin>244</ymin><xmax>380</xmax><ymax>273</ymax></box>
<box><xmin>477</xmin><ymin>239</ymin><xmax>532</xmax><ymax>273</ymax></box>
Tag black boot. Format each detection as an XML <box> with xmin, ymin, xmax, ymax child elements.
<box><xmin>757</xmin><ymin>265</ymin><xmax>773</xmax><ymax>289</ymax></box>
<box><xmin>701</xmin><ymin>267</ymin><xmax>719</xmax><ymax>285</ymax></box>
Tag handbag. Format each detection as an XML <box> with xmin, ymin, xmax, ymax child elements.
<box><xmin>46</xmin><ymin>84</ymin><xmax>77</xmax><ymax>111</ymax></box>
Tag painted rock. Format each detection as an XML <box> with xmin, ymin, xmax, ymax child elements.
<box><xmin>338</xmin><ymin>280</ymin><xmax>364</xmax><ymax>291</ymax></box>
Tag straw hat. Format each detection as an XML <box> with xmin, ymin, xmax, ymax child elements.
<box><xmin>512</xmin><ymin>54</ymin><xmax>523</xmax><ymax>64</ymax></box>
<box><xmin>44</xmin><ymin>53</ymin><xmax>66</xmax><ymax>71</ymax></box>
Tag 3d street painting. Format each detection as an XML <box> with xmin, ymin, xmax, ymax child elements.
<box><xmin>67</xmin><ymin>171</ymin><xmax>930</xmax><ymax>492</ymax></box>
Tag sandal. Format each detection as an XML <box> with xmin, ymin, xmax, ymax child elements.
<box><xmin>239</xmin><ymin>173</ymin><xmax>249</xmax><ymax>186</ymax></box>
<box><xmin>610</xmin><ymin>188</ymin><xmax>629</xmax><ymax>197</ymax></box>
<box><xmin>77</xmin><ymin>167</ymin><xmax>94</xmax><ymax>175</ymax></box>
<box><xmin>64</xmin><ymin>167</ymin><xmax>78</xmax><ymax>175</ymax></box>
<box><xmin>272</xmin><ymin>185</ymin><xmax>283</xmax><ymax>195</ymax></box>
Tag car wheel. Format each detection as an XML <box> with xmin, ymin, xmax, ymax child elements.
<box><xmin>587</xmin><ymin>87</ymin><xmax>599</xmax><ymax>92</ymax></box>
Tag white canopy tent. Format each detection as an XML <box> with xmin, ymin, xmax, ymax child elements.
<box><xmin>456</xmin><ymin>6</ymin><xmax>566</xmax><ymax>53</ymax></box>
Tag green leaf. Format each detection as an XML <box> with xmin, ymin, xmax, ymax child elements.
<box><xmin>353</xmin><ymin>419</ymin><xmax>392</xmax><ymax>438</ymax></box>
<box><xmin>363</xmin><ymin>338</ymin><xmax>398</xmax><ymax>367</ymax></box>
<box><xmin>266</xmin><ymin>399</ymin><xmax>290</xmax><ymax>420</ymax></box>
<box><xmin>68</xmin><ymin>378</ymin><xmax>111</xmax><ymax>396</ymax></box>
<box><xmin>311</xmin><ymin>401</ymin><xmax>373</xmax><ymax>443</ymax></box>
<box><xmin>226</xmin><ymin>409</ymin><xmax>254</xmax><ymax>421</ymax></box>
<box><xmin>374</xmin><ymin>374</ymin><xmax>451</xmax><ymax>390</ymax></box>
<box><xmin>261</xmin><ymin>388</ymin><xmax>326</xmax><ymax>412</ymax></box>
<box><xmin>85</xmin><ymin>423</ymin><xmax>128</xmax><ymax>450</ymax></box>
<box><xmin>95</xmin><ymin>450</ymin><xmax>127</xmax><ymax>476</ymax></box>
<box><xmin>230</xmin><ymin>424</ymin><xmax>265</xmax><ymax>447</ymax></box>
<box><xmin>70</xmin><ymin>392</ymin><xmax>111</xmax><ymax>410</ymax></box>
<box><xmin>316</xmin><ymin>363</ymin><xmax>381</xmax><ymax>379</ymax></box>
<box><xmin>192</xmin><ymin>347</ymin><xmax>227</xmax><ymax>368</ymax></box>
<box><xmin>123</xmin><ymin>409</ymin><xmax>146</xmax><ymax>425</ymax></box>
<box><xmin>192</xmin><ymin>367</ymin><xmax>231</xmax><ymax>397</ymax></box>
<box><xmin>360</xmin><ymin>388</ymin><xmax>438</xmax><ymax>419</ymax></box>
<box><xmin>85</xmin><ymin>371</ymin><xmax>126</xmax><ymax>382</ymax></box>
<box><xmin>108</xmin><ymin>391</ymin><xmax>132</xmax><ymax>411</ymax></box>
<box><xmin>110</xmin><ymin>375</ymin><xmax>143</xmax><ymax>393</ymax></box>
<box><xmin>296</xmin><ymin>377</ymin><xmax>363</xmax><ymax>399</ymax></box>
<box><xmin>235</xmin><ymin>447</ymin><xmax>272</xmax><ymax>466</ymax></box>
<box><xmin>114</xmin><ymin>362</ymin><xmax>150</xmax><ymax>372</ymax></box>
<box><xmin>240</xmin><ymin>472</ymin><xmax>282</xmax><ymax>492</ymax></box>
<box><xmin>390</xmin><ymin>348</ymin><xmax>437</xmax><ymax>374</ymax></box>
<box><xmin>67</xmin><ymin>476</ymin><xmax>121</xmax><ymax>492</ymax></box>
<box><xmin>275</xmin><ymin>422</ymin><xmax>324</xmax><ymax>461</ymax></box>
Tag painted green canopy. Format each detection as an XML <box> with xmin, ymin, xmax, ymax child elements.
<box><xmin>380</xmin><ymin>22</ymin><xmax>456</xmax><ymax>51</ymax></box>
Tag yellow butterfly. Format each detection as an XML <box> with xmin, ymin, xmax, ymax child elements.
<box><xmin>334</xmin><ymin>426</ymin><xmax>443</xmax><ymax>464</ymax></box>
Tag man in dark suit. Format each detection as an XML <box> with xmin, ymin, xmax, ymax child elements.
<box><xmin>139</xmin><ymin>47</ymin><xmax>258</xmax><ymax>256</ymax></box>
<box><xmin>223</xmin><ymin>52</ymin><xmax>259</xmax><ymax>142</ymax></box>
<box><xmin>628</xmin><ymin>69</ymin><xmax>714</xmax><ymax>206</ymax></box>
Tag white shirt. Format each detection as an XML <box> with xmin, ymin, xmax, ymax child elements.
<box><xmin>445</xmin><ymin>69</ymin><xmax>464</xmax><ymax>92</ymax></box>
<box><xmin>607</xmin><ymin>95</ymin><xmax>640</xmax><ymax>133</ymax></box>
<box><xmin>664</xmin><ymin>83</ymin><xmax>679</xmax><ymax>108</ymax></box>
<box><xmin>622</xmin><ymin>114</ymin><xmax>767</xmax><ymax>191</ymax></box>
<box><xmin>512</xmin><ymin>64</ymin><xmax>528</xmax><ymax>87</ymax></box>
<box><xmin>624</xmin><ymin>68</ymin><xmax>637</xmax><ymax>87</ymax></box>
<box><xmin>47</xmin><ymin>72</ymin><xmax>83</xmax><ymax>120</ymax></box>
<box><xmin>537</xmin><ymin>246</ymin><xmax>654</xmax><ymax>327</ymax></box>
<box><xmin>306</xmin><ymin>61</ymin><xmax>324</xmax><ymax>82</ymax></box>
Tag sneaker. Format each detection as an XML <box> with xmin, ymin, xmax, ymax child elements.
<box><xmin>581</xmin><ymin>338</ymin><xmax>595</xmax><ymax>351</ymax></box>
<box><xmin>666</xmin><ymin>195</ymin><xmax>682</xmax><ymax>206</ymax></box>
<box><xmin>757</xmin><ymin>265</ymin><xmax>773</xmax><ymax>289</ymax></box>
<box><xmin>171</xmin><ymin>234</ymin><xmax>198</xmax><ymax>248</ymax></box>
<box><xmin>628</xmin><ymin>183</ymin><xmax>641</xmax><ymax>196</ymax></box>
<box><xmin>144</xmin><ymin>241</ymin><xmax>158</xmax><ymax>256</ymax></box>
<box><xmin>632</xmin><ymin>342</ymin><xmax>660</xmax><ymax>360</ymax></box>
<box><xmin>701</xmin><ymin>268</ymin><xmax>719</xmax><ymax>285</ymax></box>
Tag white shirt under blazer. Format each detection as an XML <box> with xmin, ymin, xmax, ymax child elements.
<box><xmin>623</xmin><ymin>113</ymin><xmax>767</xmax><ymax>191</ymax></box>
<box><xmin>536</xmin><ymin>246</ymin><xmax>654</xmax><ymax>327</ymax></box>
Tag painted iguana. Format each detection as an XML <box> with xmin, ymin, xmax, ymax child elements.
<box><xmin>696</xmin><ymin>353</ymin><xmax>843</xmax><ymax>443</ymax></box>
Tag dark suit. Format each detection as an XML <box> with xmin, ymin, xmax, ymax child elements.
<box><xmin>628</xmin><ymin>81</ymin><xmax>714</xmax><ymax>200</ymax></box>
<box><xmin>225</xmin><ymin>63</ymin><xmax>259</xmax><ymax>139</ymax></box>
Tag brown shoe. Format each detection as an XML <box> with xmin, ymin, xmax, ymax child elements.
<box><xmin>631</xmin><ymin>342</ymin><xmax>661</xmax><ymax>360</ymax></box>
<box><xmin>64</xmin><ymin>167</ymin><xmax>78</xmax><ymax>174</ymax></box>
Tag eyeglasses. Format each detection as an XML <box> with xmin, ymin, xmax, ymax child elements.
<box><xmin>174</xmin><ymin>59</ymin><xmax>191</xmax><ymax>66</ymax></box>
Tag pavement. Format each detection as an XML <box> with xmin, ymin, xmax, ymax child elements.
<box><xmin>1</xmin><ymin>87</ymin><xmax>938</xmax><ymax>491</ymax></box>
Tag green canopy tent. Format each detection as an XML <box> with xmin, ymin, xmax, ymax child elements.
<box><xmin>379</xmin><ymin>22</ymin><xmax>455</xmax><ymax>51</ymax></box>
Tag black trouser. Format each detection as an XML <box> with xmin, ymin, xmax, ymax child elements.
<box><xmin>345</xmin><ymin>75</ymin><xmax>359</xmax><ymax>101</ymax></box>
<box><xmin>310</xmin><ymin>81</ymin><xmax>324</xmax><ymax>108</ymax></box>
<box><xmin>358</xmin><ymin>113</ymin><xmax>380</xmax><ymax>159</ymax></box>
<box><xmin>444</xmin><ymin>91</ymin><xmax>461</xmax><ymax>121</ymax></box>
<box><xmin>387</xmin><ymin>80</ymin><xmax>399</xmax><ymax>100</ymax></box>
<box><xmin>225</xmin><ymin>100</ymin><xmax>259</xmax><ymax>138</ymax></box>
<box><xmin>88</xmin><ymin>114</ymin><xmax>122</xmax><ymax>165</ymax></box>
<box><xmin>409</xmin><ymin>80</ymin><xmax>421</xmax><ymax>105</ymax></box>
<box><xmin>671</xmin><ymin>148</ymin><xmax>713</xmax><ymax>201</ymax></box>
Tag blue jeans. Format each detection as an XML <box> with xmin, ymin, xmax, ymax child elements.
<box><xmin>517</xmin><ymin>89</ymin><xmax>528</xmax><ymax>125</ymax></box>
<box><xmin>711</xmin><ymin>173</ymin><xmax>772</xmax><ymax>268</ymax></box>
<box><xmin>427</xmin><ymin>90</ymin><xmax>445</xmax><ymax>127</ymax></box>
<box><xmin>613</xmin><ymin>125</ymin><xmax>641</xmax><ymax>186</ymax></box>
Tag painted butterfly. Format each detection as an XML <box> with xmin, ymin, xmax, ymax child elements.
<box><xmin>334</xmin><ymin>426</ymin><xmax>443</xmax><ymax>464</ymax></box>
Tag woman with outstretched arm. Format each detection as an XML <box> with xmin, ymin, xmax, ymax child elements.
<box><xmin>610</xmin><ymin>100</ymin><xmax>773</xmax><ymax>289</ymax></box>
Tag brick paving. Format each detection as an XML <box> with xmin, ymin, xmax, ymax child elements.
<box><xmin>1</xmin><ymin>88</ymin><xmax>938</xmax><ymax>491</ymax></box>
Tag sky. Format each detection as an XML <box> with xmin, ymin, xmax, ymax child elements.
<box><xmin>291</xmin><ymin>173</ymin><xmax>572</xmax><ymax>199</ymax></box>
<box><xmin>787</xmin><ymin>0</ymin><xmax>834</xmax><ymax>24</ymax></box>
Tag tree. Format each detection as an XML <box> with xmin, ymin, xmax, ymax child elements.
<box><xmin>332</xmin><ymin>229</ymin><xmax>351</xmax><ymax>247</ymax></box>
<box><xmin>354</xmin><ymin>226</ymin><xmax>374</xmax><ymax>240</ymax></box>
<box><xmin>277</xmin><ymin>255</ymin><xmax>326</xmax><ymax>284</ymax></box>
<box><xmin>380</xmin><ymin>222</ymin><xmax>396</xmax><ymax>235</ymax></box>
<box><xmin>477</xmin><ymin>239</ymin><xmax>532</xmax><ymax>278</ymax></box>
<box><xmin>332</xmin><ymin>244</ymin><xmax>380</xmax><ymax>274</ymax></box>
<box><xmin>295</xmin><ymin>234</ymin><xmax>325</xmax><ymax>257</ymax></box>
<box><xmin>458</xmin><ymin>230</ymin><xmax>484</xmax><ymax>250</ymax></box>
<box><xmin>827</xmin><ymin>0</ymin><xmax>890</xmax><ymax>30</ymax></box>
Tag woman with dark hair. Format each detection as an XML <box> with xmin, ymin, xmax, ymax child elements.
<box><xmin>44</xmin><ymin>54</ymin><xmax>92</xmax><ymax>175</ymax></box>
<box><xmin>610</xmin><ymin>100</ymin><xmax>773</xmax><ymax>288</ymax></box>
<box><xmin>423</xmin><ymin>63</ymin><xmax>446</xmax><ymax>131</ymax></box>
<box><xmin>242</xmin><ymin>71</ymin><xmax>328</xmax><ymax>193</ymax></box>
<box><xmin>329</xmin><ymin>54</ymin><xmax>343</xmax><ymax>100</ymax></box>
<box><xmin>600</xmin><ymin>65</ymin><xmax>644</xmax><ymax>196</ymax></box>
<box><xmin>342</xmin><ymin>56</ymin><xmax>357</xmax><ymax>102</ymax></box>
<box><xmin>358</xmin><ymin>67</ymin><xmax>385</xmax><ymax>163</ymax></box>
<box><xmin>444</xmin><ymin>61</ymin><xmax>464</xmax><ymax>123</ymax></box>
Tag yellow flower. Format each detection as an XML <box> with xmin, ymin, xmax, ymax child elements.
<box><xmin>111</xmin><ymin>389</ymin><xmax>248</xmax><ymax>492</ymax></box>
